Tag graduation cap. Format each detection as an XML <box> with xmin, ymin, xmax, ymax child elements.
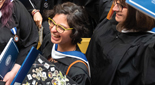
<box><xmin>126</xmin><ymin>0</ymin><xmax>155</xmax><ymax>19</ymax></box>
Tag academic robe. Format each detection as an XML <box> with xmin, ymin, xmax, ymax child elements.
<box><xmin>86</xmin><ymin>16</ymin><xmax>155</xmax><ymax>85</ymax></box>
<box><xmin>85</xmin><ymin>0</ymin><xmax>114</xmax><ymax>25</ymax></box>
<box><xmin>39</xmin><ymin>33</ymin><xmax>91</xmax><ymax>85</ymax></box>
<box><xmin>0</xmin><ymin>0</ymin><xmax>38</xmax><ymax>65</ymax></box>
<box><xmin>84</xmin><ymin>0</ymin><xmax>114</xmax><ymax>37</ymax></box>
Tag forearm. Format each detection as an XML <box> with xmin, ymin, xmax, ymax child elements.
<box><xmin>10</xmin><ymin>64</ymin><xmax>21</xmax><ymax>74</ymax></box>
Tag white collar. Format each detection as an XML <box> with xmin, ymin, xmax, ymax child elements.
<box><xmin>121</xmin><ymin>29</ymin><xmax>155</xmax><ymax>34</ymax></box>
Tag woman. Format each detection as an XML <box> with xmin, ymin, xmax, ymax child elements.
<box><xmin>0</xmin><ymin>0</ymin><xmax>38</xmax><ymax>85</ymax></box>
<box><xmin>86</xmin><ymin>0</ymin><xmax>155</xmax><ymax>85</ymax></box>
<box><xmin>39</xmin><ymin>2</ymin><xmax>90</xmax><ymax>85</ymax></box>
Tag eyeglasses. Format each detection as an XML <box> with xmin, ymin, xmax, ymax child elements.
<box><xmin>48</xmin><ymin>17</ymin><xmax>73</xmax><ymax>33</ymax></box>
<box><xmin>113</xmin><ymin>2</ymin><xmax>127</xmax><ymax>11</ymax></box>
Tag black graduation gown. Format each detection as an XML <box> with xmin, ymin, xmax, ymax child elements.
<box><xmin>86</xmin><ymin>17</ymin><xmax>155</xmax><ymax>85</ymax></box>
<box><xmin>85</xmin><ymin>0</ymin><xmax>114</xmax><ymax>25</ymax></box>
<box><xmin>0</xmin><ymin>0</ymin><xmax>38</xmax><ymax>65</ymax></box>
<box><xmin>39</xmin><ymin>33</ymin><xmax>91</xmax><ymax>85</ymax></box>
<box><xmin>84</xmin><ymin>0</ymin><xmax>114</xmax><ymax>37</ymax></box>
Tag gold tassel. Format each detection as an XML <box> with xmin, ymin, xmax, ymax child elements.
<box><xmin>107</xmin><ymin>2</ymin><xmax>114</xmax><ymax>20</ymax></box>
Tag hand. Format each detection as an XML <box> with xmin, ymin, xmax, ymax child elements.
<box><xmin>3</xmin><ymin>71</ymin><xmax>15</xmax><ymax>85</ymax></box>
<box><xmin>33</xmin><ymin>11</ymin><xmax>43</xmax><ymax>28</ymax></box>
<box><xmin>3</xmin><ymin>64</ymin><xmax>20</xmax><ymax>85</ymax></box>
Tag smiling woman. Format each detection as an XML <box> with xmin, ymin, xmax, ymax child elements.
<box><xmin>39</xmin><ymin>2</ymin><xmax>90</xmax><ymax>85</ymax></box>
<box><xmin>86</xmin><ymin>0</ymin><xmax>155</xmax><ymax>85</ymax></box>
<box><xmin>112</xmin><ymin>1</ymin><xmax>127</xmax><ymax>23</ymax></box>
<box><xmin>49</xmin><ymin>14</ymin><xmax>74</xmax><ymax>49</ymax></box>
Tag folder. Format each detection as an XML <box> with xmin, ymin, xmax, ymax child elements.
<box><xmin>0</xmin><ymin>37</ymin><xmax>19</xmax><ymax>80</ymax></box>
<box><xmin>11</xmin><ymin>47</ymin><xmax>41</xmax><ymax>85</ymax></box>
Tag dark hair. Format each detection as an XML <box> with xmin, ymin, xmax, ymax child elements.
<box><xmin>1</xmin><ymin>0</ymin><xmax>14</xmax><ymax>28</ymax></box>
<box><xmin>114</xmin><ymin>0</ymin><xmax>155</xmax><ymax>32</ymax></box>
<box><xmin>48</xmin><ymin>2</ymin><xmax>89</xmax><ymax>44</ymax></box>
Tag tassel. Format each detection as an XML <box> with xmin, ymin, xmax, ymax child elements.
<box><xmin>107</xmin><ymin>2</ymin><xmax>114</xmax><ymax>20</ymax></box>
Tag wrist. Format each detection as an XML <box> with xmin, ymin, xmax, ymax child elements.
<box><xmin>11</xmin><ymin>64</ymin><xmax>21</xmax><ymax>74</ymax></box>
<box><xmin>32</xmin><ymin>9</ymin><xmax>39</xmax><ymax>16</ymax></box>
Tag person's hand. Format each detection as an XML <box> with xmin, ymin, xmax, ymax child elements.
<box><xmin>3</xmin><ymin>71</ymin><xmax>15</xmax><ymax>85</ymax></box>
<box><xmin>32</xmin><ymin>9</ymin><xmax>43</xmax><ymax>28</ymax></box>
<box><xmin>3</xmin><ymin>64</ymin><xmax>20</xmax><ymax>85</ymax></box>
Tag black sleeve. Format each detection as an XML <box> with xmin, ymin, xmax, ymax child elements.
<box><xmin>85</xmin><ymin>0</ymin><xmax>113</xmax><ymax>24</ymax></box>
<box><xmin>19</xmin><ymin>0</ymin><xmax>42</xmax><ymax>13</ymax></box>
<box><xmin>13</xmin><ymin>0</ymin><xmax>39</xmax><ymax>65</ymax></box>
<box><xmin>68</xmin><ymin>62</ymin><xmax>91</xmax><ymax>85</ymax></box>
<box><xmin>142</xmin><ymin>42</ymin><xmax>155</xmax><ymax>85</ymax></box>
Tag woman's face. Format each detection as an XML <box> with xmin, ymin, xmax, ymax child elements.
<box><xmin>49</xmin><ymin>14</ymin><xmax>72</xmax><ymax>45</ymax></box>
<box><xmin>113</xmin><ymin>0</ymin><xmax>128</xmax><ymax>22</ymax></box>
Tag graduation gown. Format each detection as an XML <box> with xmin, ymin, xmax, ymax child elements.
<box><xmin>0</xmin><ymin>0</ymin><xmax>38</xmax><ymax>65</ymax></box>
<box><xmin>84</xmin><ymin>0</ymin><xmax>114</xmax><ymax>37</ymax></box>
<box><xmin>85</xmin><ymin>0</ymin><xmax>113</xmax><ymax>25</ymax></box>
<box><xmin>86</xmin><ymin>17</ymin><xmax>155</xmax><ymax>85</ymax></box>
<box><xmin>39</xmin><ymin>33</ymin><xmax>91</xmax><ymax>85</ymax></box>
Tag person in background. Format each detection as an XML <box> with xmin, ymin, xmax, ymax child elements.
<box><xmin>0</xmin><ymin>0</ymin><xmax>38</xmax><ymax>85</ymax></box>
<box><xmin>19</xmin><ymin>0</ymin><xmax>89</xmax><ymax>38</ymax></box>
<box><xmin>86</xmin><ymin>0</ymin><xmax>155</xmax><ymax>85</ymax></box>
<box><xmin>39</xmin><ymin>2</ymin><xmax>91</xmax><ymax>85</ymax></box>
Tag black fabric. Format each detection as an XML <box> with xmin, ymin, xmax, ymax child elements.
<box><xmin>0</xmin><ymin>0</ymin><xmax>38</xmax><ymax>65</ymax></box>
<box><xmin>0</xmin><ymin>81</ymin><xmax>5</xmax><ymax>85</ymax></box>
<box><xmin>19</xmin><ymin>0</ymin><xmax>41</xmax><ymax>11</ymax></box>
<box><xmin>86</xmin><ymin>17</ymin><xmax>155</xmax><ymax>85</ymax></box>
<box><xmin>84</xmin><ymin>0</ymin><xmax>114</xmax><ymax>37</ymax></box>
<box><xmin>39</xmin><ymin>33</ymin><xmax>53</xmax><ymax>59</ymax></box>
<box><xmin>85</xmin><ymin>0</ymin><xmax>113</xmax><ymax>25</ymax></box>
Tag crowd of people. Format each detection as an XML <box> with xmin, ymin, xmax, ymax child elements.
<box><xmin>0</xmin><ymin>0</ymin><xmax>155</xmax><ymax>85</ymax></box>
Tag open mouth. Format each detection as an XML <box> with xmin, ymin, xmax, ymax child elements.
<box><xmin>52</xmin><ymin>33</ymin><xmax>60</xmax><ymax>38</ymax></box>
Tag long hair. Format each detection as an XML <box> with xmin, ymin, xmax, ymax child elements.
<box><xmin>115</xmin><ymin>0</ymin><xmax>155</xmax><ymax>32</ymax></box>
<box><xmin>1</xmin><ymin>0</ymin><xmax>13</xmax><ymax>27</ymax></box>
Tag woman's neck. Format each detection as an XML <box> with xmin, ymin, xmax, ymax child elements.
<box><xmin>57</xmin><ymin>43</ymin><xmax>76</xmax><ymax>52</ymax></box>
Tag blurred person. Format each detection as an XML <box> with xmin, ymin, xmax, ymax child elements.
<box><xmin>0</xmin><ymin>0</ymin><xmax>38</xmax><ymax>85</ymax></box>
<box><xmin>86</xmin><ymin>0</ymin><xmax>155</xmax><ymax>85</ymax></box>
